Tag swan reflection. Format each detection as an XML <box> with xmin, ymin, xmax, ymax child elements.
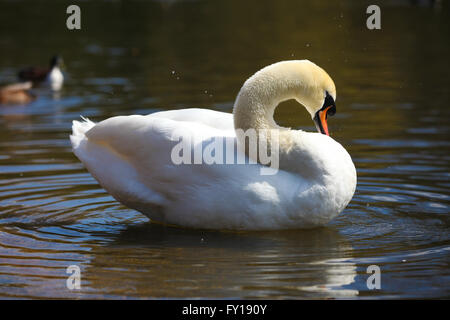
<box><xmin>78</xmin><ymin>224</ymin><xmax>358</xmax><ymax>298</ymax></box>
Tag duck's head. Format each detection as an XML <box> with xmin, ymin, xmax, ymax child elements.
<box><xmin>50</xmin><ymin>55</ymin><xmax>64</xmax><ymax>69</ymax></box>
<box><xmin>288</xmin><ymin>60</ymin><xmax>337</xmax><ymax>136</ymax></box>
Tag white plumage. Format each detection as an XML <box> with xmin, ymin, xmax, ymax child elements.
<box><xmin>71</xmin><ymin>60</ymin><xmax>357</xmax><ymax>230</ymax></box>
<box><xmin>46</xmin><ymin>67</ymin><xmax>64</xmax><ymax>91</ymax></box>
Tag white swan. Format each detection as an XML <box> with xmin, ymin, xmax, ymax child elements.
<box><xmin>70</xmin><ymin>60</ymin><xmax>356</xmax><ymax>230</ymax></box>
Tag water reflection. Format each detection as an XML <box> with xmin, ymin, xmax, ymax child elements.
<box><xmin>78</xmin><ymin>225</ymin><xmax>358</xmax><ymax>298</ymax></box>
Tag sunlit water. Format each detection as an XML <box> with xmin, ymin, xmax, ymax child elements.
<box><xmin>0</xmin><ymin>0</ymin><xmax>449</xmax><ymax>299</ymax></box>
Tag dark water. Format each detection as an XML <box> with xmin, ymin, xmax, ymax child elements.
<box><xmin>0</xmin><ymin>0</ymin><xmax>449</xmax><ymax>299</ymax></box>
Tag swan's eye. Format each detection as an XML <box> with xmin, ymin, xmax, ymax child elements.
<box><xmin>327</xmin><ymin>105</ymin><xmax>336</xmax><ymax>117</ymax></box>
<box><xmin>322</xmin><ymin>91</ymin><xmax>336</xmax><ymax>117</ymax></box>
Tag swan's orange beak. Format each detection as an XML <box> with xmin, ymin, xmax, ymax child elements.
<box><xmin>320</xmin><ymin>106</ymin><xmax>332</xmax><ymax>136</ymax></box>
<box><xmin>314</xmin><ymin>92</ymin><xmax>336</xmax><ymax>136</ymax></box>
<box><xmin>314</xmin><ymin>106</ymin><xmax>335</xmax><ymax>136</ymax></box>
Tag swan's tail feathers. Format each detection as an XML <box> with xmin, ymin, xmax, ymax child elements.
<box><xmin>70</xmin><ymin>116</ymin><xmax>96</xmax><ymax>149</ymax></box>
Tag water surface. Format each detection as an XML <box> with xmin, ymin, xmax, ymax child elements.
<box><xmin>0</xmin><ymin>0</ymin><xmax>449</xmax><ymax>299</ymax></box>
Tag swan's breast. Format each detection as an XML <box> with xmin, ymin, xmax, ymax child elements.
<box><xmin>311</xmin><ymin>134</ymin><xmax>357</xmax><ymax>218</ymax></box>
<box><xmin>279</xmin><ymin>131</ymin><xmax>356</xmax><ymax>224</ymax></box>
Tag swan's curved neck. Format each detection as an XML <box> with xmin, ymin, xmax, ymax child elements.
<box><xmin>231</xmin><ymin>61</ymin><xmax>327</xmax><ymax>178</ymax></box>
<box><xmin>233</xmin><ymin>62</ymin><xmax>313</xmax><ymax>132</ymax></box>
<box><xmin>233</xmin><ymin>79</ymin><xmax>286</xmax><ymax>132</ymax></box>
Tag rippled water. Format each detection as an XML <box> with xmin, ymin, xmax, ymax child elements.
<box><xmin>0</xmin><ymin>0</ymin><xmax>449</xmax><ymax>299</ymax></box>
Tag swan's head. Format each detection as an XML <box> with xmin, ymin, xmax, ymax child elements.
<box><xmin>288</xmin><ymin>60</ymin><xmax>337</xmax><ymax>136</ymax></box>
<box><xmin>234</xmin><ymin>60</ymin><xmax>337</xmax><ymax>135</ymax></box>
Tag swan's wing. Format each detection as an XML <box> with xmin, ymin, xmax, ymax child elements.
<box><xmin>83</xmin><ymin>112</ymin><xmax>235</xmax><ymax>177</ymax></box>
<box><xmin>71</xmin><ymin>111</ymin><xmax>240</xmax><ymax>219</ymax></box>
<box><xmin>150</xmin><ymin>108</ymin><xmax>234</xmax><ymax>131</ymax></box>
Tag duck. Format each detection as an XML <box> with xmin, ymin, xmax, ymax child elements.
<box><xmin>0</xmin><ymin>81</ymin><xmax>35</xmax><ymax>105</ymax></box>
<box><xmin>18</xmin><ymin>55</ymin><xmax>64</xmax><ymax>91</ymax></box>
<box><xmin>70</xmin><ymin>60</ymin><xmax>357</xmax><ymax>230</ymax></box>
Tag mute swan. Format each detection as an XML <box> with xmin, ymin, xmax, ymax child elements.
<box><xmin>71</xmin><ymin>60</ymin><xmax>356</xmax><ymax>230</ymax></box>
<box><xmin>18</xmin><ymin>55</ymin><xmax>64</xmax><ymax>91</ymax></box>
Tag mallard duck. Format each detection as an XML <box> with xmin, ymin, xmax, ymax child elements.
<box><xmin>18</xmin><ymin>55</ymin><xmax>64</xmax><ymax>90</ymax></box>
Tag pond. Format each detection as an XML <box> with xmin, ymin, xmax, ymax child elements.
<box><xmin>0</xmin><ymin>0</ymin><xmax>449</xmax><ymax>298</ymax></box>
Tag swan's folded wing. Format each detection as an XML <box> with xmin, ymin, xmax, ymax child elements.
<box><xmin>71</xmin><ymin>113</ymin><xmax>236</xmax><ymax>215</ymax></box>
<box><xmin>84</xmin><ymin>114</ymin><xmax>233</xmax><ymax>170</ymax></box>
<box><xmin>149</xmin><ymin>108</ymin><xmax>234</xmax><ymax>131</ymax></box>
